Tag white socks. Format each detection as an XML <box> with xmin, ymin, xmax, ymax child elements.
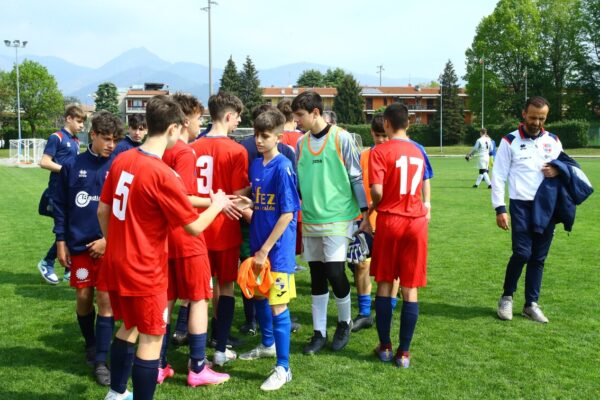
<box><xmin>311</xmin><ymin>293</ymin><xmax>329</xmax><ymax>337</ymax></box>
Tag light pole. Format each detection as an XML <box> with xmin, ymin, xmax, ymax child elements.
<box><xmin>480</xmin><ymin>56</ymin><xmax>485</xmax><ymax>129</ymax></box>
<box><xmin>376</xmin><ymin>65</ymin><xmax>384</xmax><ymax>86</ymax></box>
<box><xmin>439</xmin><ymin>83</ymin><xmax>443</xmax><ymax>153</ymax></box>
<box><xmin>202</xmin><ymin>1</ymin><xmax>218</xmax><ymax>97</ymax></box>
<box><xmin>4</xmin><ymin>39</ymin><xmax>27</xmax><ymax>159</ymax></box>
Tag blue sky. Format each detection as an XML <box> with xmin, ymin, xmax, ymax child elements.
<box><xmin>2</xmin><ymin>0</ymin><xmax>498</xmax><ymax>80</ymax></box>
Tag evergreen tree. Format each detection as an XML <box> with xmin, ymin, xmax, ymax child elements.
<box><xmin>238</xmin><ymin>56</ymin><xmax>263</xmax><ymax>126</ymax></box>
<box><xmin>323</xmin><ymin>68</ymin><xmax>347</xmax><ymax>87</ymax></box>
<box><xmin>297</xmin><ymin>69</ymin><xmax>324</xmax><ymax>87</ymax></box>
<box><xmin>219</xmin><ymin>56</ymin><xmax>240</xmax><ymax>96</ymax></box>
<box><xmin>95</xmin><ymin>82</ymin><xmax>120</xmax><ymax>115</ymax></box>
<box><xmin>431</xmin><ymin>60</ymin><xmax>465</xmax><ymax>145</ymax></box>
<box><xmin>333</xmin><ymin>73</ymin><xmax>365</xmax><ymax>124</ymax></box>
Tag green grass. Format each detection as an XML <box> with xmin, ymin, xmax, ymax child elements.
<box><xmin>1</xmin><ymin>159</ymin><xmax>599</xmax><ymax>399</ymax></box>
<box><xmin>424</xmin><ymin>146</ymin><xmax>600</xmax><ymax>156</ymax></box>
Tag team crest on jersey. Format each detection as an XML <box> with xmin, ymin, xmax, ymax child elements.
<box><xmin>274</xmin><ymin>277</ymin><xmax>286</xmax><ymax>291</ymax></box>
<box><xmin>79</xmin><ymin>170</ymin><xmax>87</xmax><ymax>178</ymax></box>
<box><xmin>75</xmin><ymin>191</ymin><xmax>99</xmax><ymax>208</ymax></box>
<box><xmin>76</xmin><ymin>267</ymin><xmax>89</xmax><ymax>281</ymax></box>
<box><xmin>543</xmin><ymin>143</ymin><xmax>553</xmax><ymax>153</ymax></box>
<box><xmin>67</xmin><ymin>142</ymin><xmax>71</xmax><ymax>148</ymax></box>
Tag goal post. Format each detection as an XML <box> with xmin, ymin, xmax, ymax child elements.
<box><xmin>9</xmin><ymin>139</ymin><xmax>47</xmax><ymax>164</ymax></box>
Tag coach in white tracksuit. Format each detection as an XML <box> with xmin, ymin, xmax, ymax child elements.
<box><xmin>467</xmin><ymin>128</ymin><xmax>492</xmax><ymax>188</ymax></box>
<box><xmin>492</xmin><ymin>96</ymin><xmax>562</xmax><ymax>324</ymax></box>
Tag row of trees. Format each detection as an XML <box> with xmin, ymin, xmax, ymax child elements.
<box><xmin>219</xmin><ymin>56</ymin><xmax>263</xmax><ymax>126</ymax></box>
<box><xmin>465</xmin><ymin>0</ymin><xmax>599</xmax><ymax>124</ymax></box>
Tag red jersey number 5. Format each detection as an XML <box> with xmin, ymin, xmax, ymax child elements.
<box><xmin>113</xmin><ymin>171</ymin><xmax>134</xmax><ymax>221</ymax></box>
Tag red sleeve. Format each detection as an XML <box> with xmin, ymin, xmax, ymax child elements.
<box><xmin>156</xmin><ymin>169</ymin><xmax>199</xmax><ymax>228</ymax></box>
<box><xmin>173</xmin><ymin>148</ymin><xmax>197</xmax><ymax>195</ymax></box>
<box><xmin>230</xmin><ymin>147</ymin><xmax>249</xmax><ymax>192</ymax></box>
<box><xmin>100</xmin><ymin>168</ymin><xmax>114</xmax><ymax>205</ymax></box>
<box><xmin>369</xmin><ymin>147</ymin><xmax>386</xmax><ymax>185</ymax></box>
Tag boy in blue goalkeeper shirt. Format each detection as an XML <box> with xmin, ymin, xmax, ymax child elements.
<box><xmin>239</xmin><ymin>108</ymin><xmax>300</xmax><ymax>391</ymax></box>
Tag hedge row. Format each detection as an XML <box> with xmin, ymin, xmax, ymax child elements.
<box><xmin>342</xmin><ymin>119</ymin><xmax>590</xmax><ymax>149</ymax></box>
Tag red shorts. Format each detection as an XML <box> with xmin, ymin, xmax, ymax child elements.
<box><xmin>370</xmin><ymin>213</ymin><xmax>428</xmax><ymax>288</ymax></box>
<box><xmin>70</xmin><ymin>252</ymin><xmax>106</xmax><ymax>290</ymax></box>
<box><xmin>109</xmin><ymin>291</ymin><xmax>168</xmax><ymax>335</ymax></box>
<box><xmin>167</xmin><ymin>255</ymin><xmax>213</xmax><ymax>301</ymax></box>
<box><xmin>209</xmin><ymin>248</ymin><xmax>240</xmax><ymax>283</ymax></box>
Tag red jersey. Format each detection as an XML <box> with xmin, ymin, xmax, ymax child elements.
<box><xmin>369</xmin><ymin>139</ymin><xmax>428</xmax><ymax>218</ymax></box>
<box><xmin>100</xmin><ymin>148</ymin><xmax>199</xmax><ymax>296</ymax></box>
<box><xmin>189</xmin><ymin>136</ymin><xmax>249</xmax><ymax>250</ymax></box>
<box><xmin>280</xmin><ymin>131</ymin><xmax>304</xmax><ymax>152</ymax></box>
<box><xmin>162</xmin><ymin>140</ymin><xmax>208</xmax><ymax>258</ymax></box>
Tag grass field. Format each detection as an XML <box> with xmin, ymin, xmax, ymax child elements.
<box><xmin>0</xmin><ymin>158</ymin><xmax>599</xmax><ymax>400</ymax></box>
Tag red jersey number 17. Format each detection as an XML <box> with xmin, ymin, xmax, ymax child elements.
<box><xmin>196</xmin><ymin>155</ymin><xmax>214</xmax><ymax>195</ymax></box>
<box><xmin>113</xmin><ymin>171</ymin><xmax>134</xmax><ymax>221</ymax></box>
<box><xmin>396</xmin><ymin>156</ymin><xmax>423</xmax><ymax>195</ymax></box>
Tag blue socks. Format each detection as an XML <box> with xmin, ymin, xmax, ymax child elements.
<box><xmin>95</xmin><ymin>315</ymin><xmax>114</xmax><ymax>364</ymax></box>
<box><xmin>77</xmin><ymin>309</ymin><xmax>96</xmax><ymax>349</ymax></box>
<box><xmin>132</xmin><ymin>357</ymin><xmax>159</xmax><ymax>400</ymax></box>
<box><xmin>215</xmin><ymin>295</ymin><xmax>234</xmax><ymax>352</ymax></box>
<box><xmin>255</xmin><ymin>298</ymin><xmax>274</xmax><ymax>347</ymax></box>
<box><xmin>273</xmin><ymin>308</ymin><xmax>291</xmax><ymax>371</ymax></box>
<box><xmin>175</xmin><ymin>305</ymin><xmax>189</xmax><ymax>333</ymax></box>
<box><xmin>375</xmin><ymin>296</ymin><xmax>392</xmax><ymax>345</ymax></box>
<box><xmin>189</xmin><ymin>333</ymin><xmax>207</xmax><ymax>373</ymax></box>
<box><xmin>110</xmin><ymin>338</ymin><xmax>135</xmax><ymax>395</ymax></box>
<box><xmin>358</xmin><ymin>294</ymin><xmax>371</xmax><ymax>316</ymax></box>
<box><xmin>399</xmin><ymin>301</ymin><xmax>419</xmax><ymax>352</ymax></box>
<box><xmin>159</xmin><ymin>324</ymin><xmax>170</xmax><ymax>368</ymax></box>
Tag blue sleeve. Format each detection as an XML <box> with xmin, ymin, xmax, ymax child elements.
<box><xmin>44</xmin><ymin>134</ymin><xmax>60</xmax><ymax>158</ymax></box>
<box><xmin>278</xmin><ymin>144</ymin><xmax>297</xmax><ymax>169</ymax></box>
<box><xmin>277</xmin><ymin>162</ymin><xmax>301</xmax><ymax>214</ymax></box>
<box><xmin>53</xmin><ymin>161</ymin><xmax>71</xmax><ymax>241</ymax></box>
<box><xmin>412</xmin><ymin>141</ymin><xmax>433</xmax><ymax>180</ymax></box>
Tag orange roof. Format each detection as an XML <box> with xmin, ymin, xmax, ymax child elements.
<box><xmin>126</xmin><ymin>90</ymin><xmax>169</xmax><ymax>96</ymax></box>
<box><xmin>262</xmin><ymin>87</ymin><xmax>337</xmax><ymax>97</ymax></box>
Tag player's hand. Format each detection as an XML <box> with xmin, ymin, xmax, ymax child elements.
<box><xmin>253</xmin><ymin>248</ymin><xmax>268</xmax><ymax>273</ymax></box>
<box><xmin>496</xmin><ymin>213</ymin><xmax>510</xmax><ymax>231</ymax></box>
<box><xmin>346</xmin><ymin>232</ymin><xmax>370</xmax><ymax>264</ymax></box>
<box><xmin>357</xmin><ymin>216</ymin><xmax>373</xmax><ymax>237</ymax></box>
<box><xmin>425</xmin><ymin>208</ymin><xmax>431</xmax><ymax>222</ymax></box>
<box><xmin>542</xmin><ymin>164</ymin><xmax>559</xmax><ymax>178</ymax></box>
<box><xmin>87</xmin><ymin>238</ymin><xmax>106</xmax><ymax>258</ymax></box>
<box><xmin>233</xmin><ymin>195</ymin><xmax>253</xmax><ymax>211</ymax></box>
<box><xmin>57</xmin><ymin>241</ymin><xmax>71</xmax><ymax>268</ymax></box>
<box><xmin>211</xmin><ymin>189</ymin><xmax>239</xmax><ymax>218</ymax></box>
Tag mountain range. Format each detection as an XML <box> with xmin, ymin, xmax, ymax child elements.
<box><xmin>0</xmin><ymin>47</ymin><xmax>430</xmax><ymax>104</ymax></box>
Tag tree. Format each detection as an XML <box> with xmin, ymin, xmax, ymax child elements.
<box><xmin>0</xmin><ymin>71</ymin><xmax>12</xmax><ymax>113</ymax></box>
<box><xmin>296</xmin><ymin>69</ymin><xmax>324</xmax><ymax>87</ymax></box>
<box><xmin>431</xmin><ymin>60</ymin><xmax>465</xmax><ymax>144</ymax></box>
<box><xmin>323</xmin><ymin>68</ymin><xmax>347</xmax><ymax>87</ymax></box>
<box><xmin>63</xmin><ymin>96</ymin><xmax>81</xmax><ymax>107</ymax></box>
<box><xmin>95</xmin><ymin>82</ymin><xmax>120</xmax><ymax>115</ymax></box>
<box><xmin>5</xmin><ymin>60</ymin><xmax>63</xmax><ymax>136</ymax></box>
<box><xmin>219</xmin><ymin>56</ymin><xmax>241</xmax><ymax>96</ymax></box>
<box><xmin>238</xmin><ymin>56</ymin><xmax>263</xmax><ymax>126</ymax></box>
<box><xmin>333</xmin><ymin>73</ymin><xmax>365</xmax><ymax>124</ymax></box>
<box><xmin>464</xmin><ymin>0</ymin><xmax>542</xmax><ymax>123</ymax></box>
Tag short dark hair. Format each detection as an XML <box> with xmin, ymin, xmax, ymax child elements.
<box><xmin>145</xmin><ymin>95</ymin><xmax>185</xmax><ymax>137</ymax></box>
<box><xmin>91</xmin><ymin>111</ymin><xmax>123</xmax><ymax>139</ymax></box>
<box><xmin>323</xmin><ymin>110</ymin><xmax>337</xmax><ymax>124</ymax></box>
<box><xmin>254</xmin><ymin>109</ymin><xmax>286</xmax><ymax>135</ymax></box>
<box><xmin>128</xmin><ymin>114</ymin><xmax>146</xmax><ymax>130</ymax></box>
<box><xmin>383</xmin><ymin>103</ymin><xmax>409</xmax><ymax>131</ymax></box>
<box><xmin>480</xmin><ymin>127</ymin><xmax>487</xmax><ymax>135</ymax></box>
<box><xmin>171</xmin><ymin>92</ymin><xmax>204</xmax><ymax>117</ymax></box>
<box><xmin>252</xmin><ymin>104</ymin><xmax>277</xmax><ymax>122</ymax></box>
<box><xmin>371</xmin><ymin>114</ymin><xmax>385</xmax><ymax>134</ymax></box>
<box><xmin>64</xmin><ymin>104</ymin><xmax>87</xmax><ymax>121</ymax></box>
<box><xmin>291</xmin><ymin>91</ymin><xmax>323</xmax><ymax>115</ymax></box>
<box><xmin>277</xmin><ymin>100</ymin><xmax>294</xmax><ymax>123</ymax></box>
<box><xmin>524</xmin><ymin>96</ymin><xmax>550</xmax><ymax>111</ymax></box>
<box><xmin>208</xmin><ymin>91</ymin><xmax>244</xmax><ymax>121</ymax></box>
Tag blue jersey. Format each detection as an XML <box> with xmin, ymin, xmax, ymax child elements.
<box><xmin>43</xmin><ymin>128</ymin><xmax>80</xmax><ymax>196</ymax></box>
<box><xmin>490</xmin><ymin>139</ymin><xmax>497</xmax><ymax>157</ymax></box>
<box><xmin>410</xmin><ymin>139</ymin><xmax>434</xmax><ymax>180</ymax></box>
<box><xmin>249</xmin><ymin>155</ymin><xmax>301</xmax><ymax>274</ymax></box>
<box><xmin>53</xmin><ymin>147</ymin><xmax>113</xmax><ymax>255</ymax></box>
<box><xmin>240</xmin><ymin>136</ymin><xmax>296</xmax><ymax>169</ymax></box>
<box><xmin>113</xmin><ymin>136</ymin><xmax>140</xmax><ymax>157</ymax></box>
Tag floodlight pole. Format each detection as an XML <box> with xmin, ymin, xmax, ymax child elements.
<box><xmin>376</xmin><ymin>65</ymin><xmax>384</xmax><ymax>86</ymax></box>
<box><xmin>480</xmin><ymin>56</ymin><xmax>485</xmax><ymax>129</ymax></box>
<box><xmin>439</xmin><ymin>83</ymin><xmax>443</xmax><ymax>153</ymax></box>
<box><xmin>202</xmin><ymin>1</ymin><xmax>218</xmax><ymax>96</ymax></box>
<box><xmin>4</xmin><ymin>39</ymin><xmax>27</xmax><ymax>160</ymax></box>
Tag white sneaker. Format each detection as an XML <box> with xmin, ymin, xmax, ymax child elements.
<box><xmin>497</xmin><ymin>296</ymin><xmax>513</xmax><ymax>320</ymax></box>
<box><xmin>522</xmin><ymin>302</ymin><xmax>549</xmax><ymax>323</ymax></box>
<box><xmin>240</xmin><ymin>343</ymin><xmax>276</xmax><ymax>360</ymax></box>
<box><xmin>104</xmin><ymin>389</ymin><xmax>133</xmax><ymax>400</ymax></box>
<box><xmin>213</xmin><ymin>348</ymin><xmax>237</xmax><ymax>366</ymax></box>
<box><xmin>260</xmin><ymin>366</ymin><xmax>292</xmax><ymax>391</ymax></box>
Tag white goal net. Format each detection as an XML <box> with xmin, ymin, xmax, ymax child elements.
<box><xmin>9</xmin><ymin>139</ymin><xmax>47</xmax><ymax>164</ymax></box>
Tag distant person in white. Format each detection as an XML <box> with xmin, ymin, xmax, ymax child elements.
<box><xmin>466</xmin><ymin>128</ymin><xmax>492</xmax><ymax>188</ymax></box>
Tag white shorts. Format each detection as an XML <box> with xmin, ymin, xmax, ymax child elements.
<box><xmin>302</xmin><ymin>235</ymin><xmax>350</xmax><ymax>262</ymax></box>
<box><xmin>477</xmin><ymin>156</ymin><xmax>490</xmax><ymax>170</ymax></box>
